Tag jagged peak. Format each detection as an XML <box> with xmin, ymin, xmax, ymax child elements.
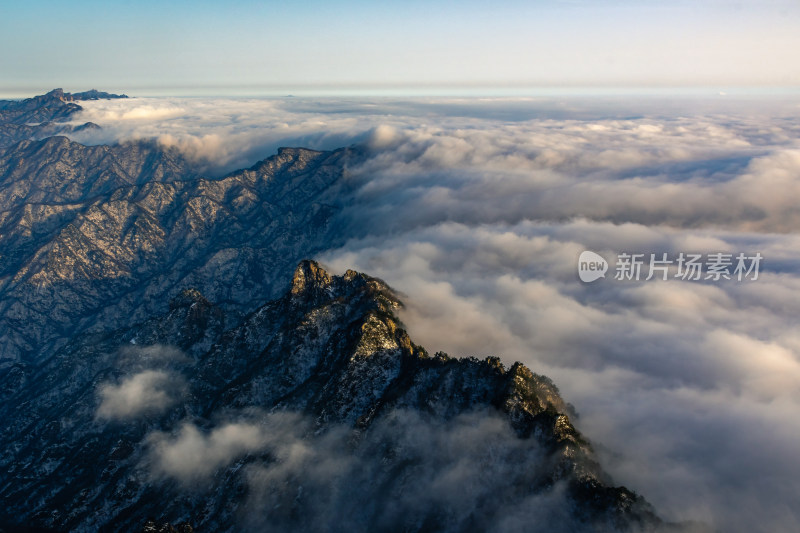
<box><xmin>71</xmin><ymin>89</ymin><xmax>128</xmax><ymax>100</ymax></box>
<box><xmin>44</xmin><ymin>88</ymin><xmax>66</xmax><ymax>100</ymax></box>
<box><xmin>288</xmin><ymin>261</ymin><xmax>401</xmax><ymax>315</ymax></box>
<box><xmin>290</xmin><ymin>260</ymin><xmax>332</xmax><ymax>295</ymax></box>
<box><xmin>342</xmin><ymin>269</ymin><xmax>361</xmax><ymax>282</ymax></box>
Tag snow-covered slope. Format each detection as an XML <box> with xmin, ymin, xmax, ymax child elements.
<box><xmin>0</xmin><ymin>261</ymin><xmax>676</xmax><ymax>532</ymax></box>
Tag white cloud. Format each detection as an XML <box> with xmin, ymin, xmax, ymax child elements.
<box><xmin>96</xmin><ymin>369</ymin><xmax>183</xmax><ymax>420</ymax></box>
<box><xmin>70</xmin><ymin>95</ymin><xmax>800</xmax><ymax>531</ymax></box>
<box><xmin>147</xmin><ymin>420</ymin><xmax>274</xmax><ymax>482</ymax></box>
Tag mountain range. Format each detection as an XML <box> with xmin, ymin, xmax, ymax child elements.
<box><xmin>0</xmin><ymin>91</ymin><xmax>703</xmax><ymax>532</ymax></box>
<box><xmin>0</xmin><ymin>89</ymin><xmax>124</xmax><ymax>150</ymax></box>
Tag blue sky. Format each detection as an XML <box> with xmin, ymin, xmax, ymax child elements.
<box><xmin>1</xmin><ymin>0</ymin><xmax>799</xmax><ymax>96</ymax></box>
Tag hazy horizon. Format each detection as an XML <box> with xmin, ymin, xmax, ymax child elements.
<box><xmin>4</xmin><ymin>85</ymin><xmax>800</xmax><ymax>100</ymax></box>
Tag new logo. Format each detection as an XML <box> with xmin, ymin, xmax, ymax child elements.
<box><xmin>578</xmin><ymin>251</ymin><xmax>608</xmax><ymax>283</ymax></box>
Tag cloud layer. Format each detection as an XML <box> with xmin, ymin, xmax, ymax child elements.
<box><xmin>76</xmin><ymin>95</ymin><xmax>800</xmax><ymax>532</ymax></box>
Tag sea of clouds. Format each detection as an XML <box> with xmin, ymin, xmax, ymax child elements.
<box><xmin>75</xmin><ymin>94</ymin><xmax>800</xmax><ymax>532</ymax></box>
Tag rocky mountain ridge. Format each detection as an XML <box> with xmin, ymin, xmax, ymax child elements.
<box><xmin>0</xmin><ymin>261</ymin><xmax>676</xmax><ymax>532</ymax></box>
<box><xmin>0</xmin><ymin>88</ymin><xmax>125</xmax><ymax>150</ymax></box>
<box><xmin>0</xmin><ymin>134</ymin><xmax>356</xmax><ymax>386</ymax></box>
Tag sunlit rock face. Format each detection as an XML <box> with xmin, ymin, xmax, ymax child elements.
<box><xmin>0</xmin><ymin>261</ymin><xmax>680</xmax><ymax>532</ymax></box>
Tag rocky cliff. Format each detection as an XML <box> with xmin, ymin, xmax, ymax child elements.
<box><xmin>0</xmin><ymin>261</ymin><xmax>672</xmax><ymax>532</ymax></box>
